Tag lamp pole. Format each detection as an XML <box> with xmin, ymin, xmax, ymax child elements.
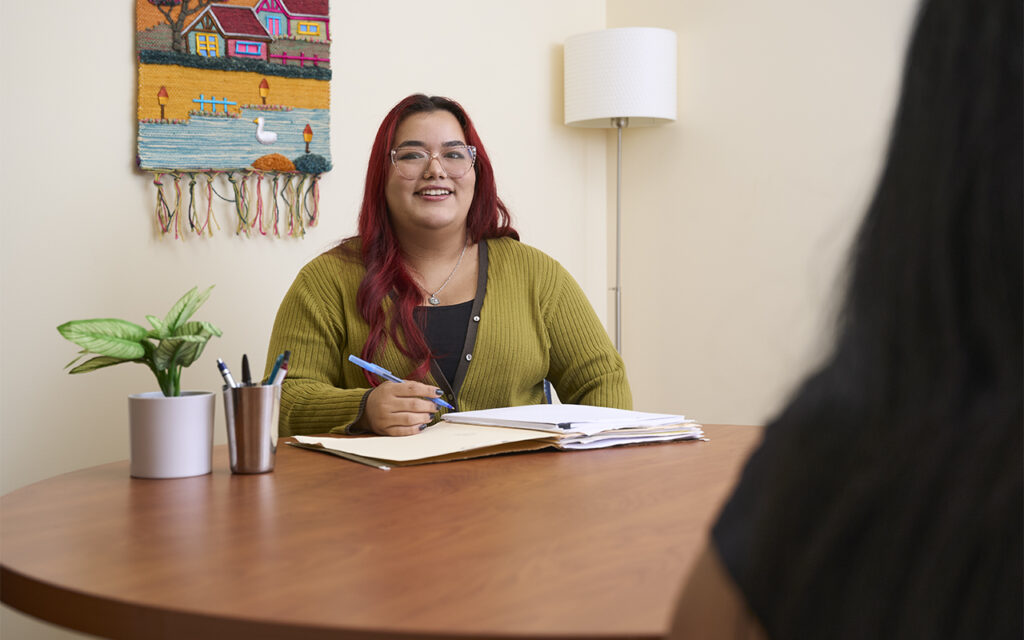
<box><xmin>563</xmin><ymin>27</ymin><xmax>677</xmax><ymax>355</ymax></box>
<box><xmin>613</xmin><ymin>117</ymin><xmax>627</xmax><ymax>353</ymax></box>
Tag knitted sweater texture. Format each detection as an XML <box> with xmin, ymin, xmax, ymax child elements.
<box><xmin>266</xmin><ymin>237</ymin><xmax>631</xmax><ymax>436</ymax></box>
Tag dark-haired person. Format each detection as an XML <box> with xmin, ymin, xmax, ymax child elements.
<box><xmin>670</xmin><ymin>0</ymin><xmax>1021</xmax><ymax>638</ymax></box>
<box><xmin>266</xmin><ymin>95</ymin><xmax>630</xmax><ymax>437</ymax></box>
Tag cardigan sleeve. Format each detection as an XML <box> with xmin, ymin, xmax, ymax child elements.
<box><xmin>265</xmin><ymin>264</ymin><xmax>370</xmax><ymax>436</ymax></box>
<box><xmin>543</xmin><ymin>264</ymin><xmax>632</xmax><ymax>409</ymax></box>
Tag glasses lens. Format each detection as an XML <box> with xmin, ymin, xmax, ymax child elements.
<box><xmin>440</xmin><ymin>146</ymin><xmax>475</xmax><ymax>177</ymax></box>
<box><xmin>392</xmin><ymin>146</ymin><xmax>476</xmax><ymax>178</ymax></box>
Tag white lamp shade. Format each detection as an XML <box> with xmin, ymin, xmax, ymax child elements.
<box><xmin>564</xmin><ymin>27</ymin><xmax>677</xmax><ymax>128</ymax></box>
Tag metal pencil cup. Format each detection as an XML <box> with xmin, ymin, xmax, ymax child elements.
<box><xmin>223</xmin><ymin>385</ymin><xmax>280</xmax><ymax>474</ymax></box>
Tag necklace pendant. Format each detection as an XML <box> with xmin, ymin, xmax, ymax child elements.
<box><xmin>421</xmin><ymin>240</ymin><xmax>468</xmax><ymax>308</ymax></box>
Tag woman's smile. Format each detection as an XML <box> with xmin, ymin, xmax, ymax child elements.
<box><xmin>416</xmin><ymin>186</ymin><xmax>454</xmax><ymax>200</ymax></box>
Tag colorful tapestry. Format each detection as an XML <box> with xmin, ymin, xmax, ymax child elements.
<box><xmin>136</xmin><ymin>0</ymin><xmax>332</xmax><ymax>238</ymax></box>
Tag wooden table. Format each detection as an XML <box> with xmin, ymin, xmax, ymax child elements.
<box><xmin>1</xmin><ymin>424</ymin><xmax>762</xmax><ymax>640</ymax></box>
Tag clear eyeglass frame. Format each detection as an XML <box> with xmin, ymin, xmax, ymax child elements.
<box><xmin>390</xmin><ymin>145</ymin><xmax>477</xmax><ymax>179</ymax></box>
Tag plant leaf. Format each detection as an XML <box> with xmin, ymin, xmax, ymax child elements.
<box><xmin>174</xmin><ymin>320</ymin><xmax>223</xmax><ymax>338</ymax></box>
<box><xmin>65</xmin><ymin>349</ymin><xmax>91</xmax><ymax>370</ymax></box>
<box><xmin>57</xmin><ymin>319</ymin><xmax>147</xmax><ymax>359</ymax></box>
<box><xmin>161</xmin><ymin>287</ymin><xmax>197</xmax><ymax>333</ymax></box>
<box><xmin>162</xmin><ymin>286</ymin><xmax>213</xmax><ymax>333</ymax></box>
<box><xmin>146</xmin><ymin>315</ymin><xmax>168</xmax><ymax>338</ymax></box>
<box><xmin>152</xmin><ymin>335</ymin><xmax>206</xmax><ymax>371</ymax></box>
<box><xmin>170</xmin><ymin>321</ymin><xmax>221</xmax><ymax>368</ymax></box>
<box><xmin>68</xmin><ymin>355</ymin><xmax>130</xmax><ymax>374</ymax></box>
<box><xmin>175</xmin><ymin>337</ymin><xmax>213</xmax><ymax>369</ymax></box>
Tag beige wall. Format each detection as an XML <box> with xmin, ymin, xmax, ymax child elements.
<box><xmin>609</xmin><ymin>0</ymin><xmax>918</xmax><ymax>422</ymax></box>
<box><xmin>0</xmin><ymin>1</ymin><xmax>916</xmax><ymax>637</ymax></box>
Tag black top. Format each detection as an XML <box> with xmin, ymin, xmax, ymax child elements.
<box><xmin>712</xmin><ymin>413</ymin><xmax>1022</xmax><ymax>639</ymax></box>
<box><xmin>414</xmin><ymin>300</ymin><xmax>473</xmax><ymax>385</ymax></box>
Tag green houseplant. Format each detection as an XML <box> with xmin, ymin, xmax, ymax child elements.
<box><xmin>57</xmin><ymin>286</ymin><xmax>222</xmax><ymax>397</ymax></box>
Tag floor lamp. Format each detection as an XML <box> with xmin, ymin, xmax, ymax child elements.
<box><xmin>564</xmin><ymin>27</ymin><xmax>677</xmax><ymax>353</ymax></box>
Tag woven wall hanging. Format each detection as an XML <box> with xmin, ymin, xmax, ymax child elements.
<box><xmin>136</xmin><ymin>0</ymin><xmax>332</xmax><ymax>238</ymax></box>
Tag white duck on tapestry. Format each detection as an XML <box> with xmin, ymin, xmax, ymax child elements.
<box><xmin>253</xmin><ymin>117</ymin><xmax>278</xmax><ymax>144</ymax></box>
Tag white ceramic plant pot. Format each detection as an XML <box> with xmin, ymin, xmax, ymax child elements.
<box><xmin>127</xmin><ymin>391</ymin><xmax>216</xmax><ymax>479</ymax></box>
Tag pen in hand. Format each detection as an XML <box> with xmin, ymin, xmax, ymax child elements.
<box><xmin>348</xmin><ymin>355</ymin><xmax>455</xmax><ymax>410</ymax></box>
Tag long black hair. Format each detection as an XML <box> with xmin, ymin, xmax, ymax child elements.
<box><xmin>726</xmin><ymin>0</ymin><xmax>1021</xmax><ymax>636</ymax></box>
<box><xmin>835</xmin><ymin>0</ymin><xmax>1021</xmax><ymax>426</ymax></box>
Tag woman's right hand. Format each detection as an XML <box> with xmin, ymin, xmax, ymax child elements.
<box><xmin>360</xmin><ymin>381</ymin><xmax>442</xmax><ymax>436</ymax></box>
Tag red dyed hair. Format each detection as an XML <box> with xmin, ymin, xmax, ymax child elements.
<box><xmin>351</xmin><ymin>95</ymin><xmax>518</xmax><ymax>383</ymax></box>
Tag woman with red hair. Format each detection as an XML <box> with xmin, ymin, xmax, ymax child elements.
<box><xmin>267</xmin><ymin>95</ymin><xmax>630</xmax><ymax>436</ymax></box>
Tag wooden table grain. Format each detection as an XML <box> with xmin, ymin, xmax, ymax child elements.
<box><xmin>0</xmin><ymin>424</ymin><xmax>763</xmax><ymax>640</ymax></box>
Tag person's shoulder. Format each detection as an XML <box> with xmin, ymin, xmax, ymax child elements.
<box><xmin>295</xmin><ymin>239</ymin><xmax>364</xmax><ymax>285</ymax></box>
<box><xmin>486</xmin><ymin>237</ymin><xmax>562</xmax><ymax>272</ymax></box>
<box><xmin>485</xmin><ymin>238</ymin><xmax>577</xmax><ymax>309</ymax></box>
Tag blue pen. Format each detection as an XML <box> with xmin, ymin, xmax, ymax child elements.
<box><xmin>266</xmin><ymin>352</ymin><xmax>285</xmax><ymax>385</ymax></box>
<box><xmin>271</xmin><ymin>350</ymin><xmax>291</xmax><ymax>386</ymax></box>
<box><xmin>348</xmin><ymin>355</ymin><xmax>455</xmax><ymax>410</ymax></box>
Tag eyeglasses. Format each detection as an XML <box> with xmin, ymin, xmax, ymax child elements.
<box><xmin>390</xmin><ymin>145</ymin><xmax>477</xmax><ymax>179</ymax></box>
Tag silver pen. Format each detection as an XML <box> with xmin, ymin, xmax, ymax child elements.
<box><xmin>216</xmin><ymin>358</ymin><xmax>238</xmax><ymax>388</ymax></box>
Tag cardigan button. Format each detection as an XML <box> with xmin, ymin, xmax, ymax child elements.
<box><xmin>473</xmin><ymin>315</ymin><xmax>480</xmax><ymax>322</ymax></box>
<box><xmin>465</xmin><ymin>354</ymin><xmax>473</xmax><ymax>361</ymax></box>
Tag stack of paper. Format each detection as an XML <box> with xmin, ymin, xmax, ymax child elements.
<box><xmin>442</xmin><ymin>404</ymin><xmax>704</xmax><ymax>447</ymax></box>
<box><xmin>289</xmin><ymin>404</ymin><xmax>703</xmax><ymax>469</ymax></box>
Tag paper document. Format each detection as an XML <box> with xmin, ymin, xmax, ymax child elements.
<box><xmin>292</xmin><ymin>423</ymin><xmax>555</xmax><ymax>463</ymax></box>
<box><xmin>442</xmin><ymin>404</ymin><xmax>697</xmax><ymax>436</ymax></box>
<box><xmin>289</xmin><ymin>404</ymin><xmax>705</xmax><ymax>469</ymax></box>
<box><xmin>560</xmin><ymin>430</ymin><xmax>704</xmax><ymax>449</ymax></box>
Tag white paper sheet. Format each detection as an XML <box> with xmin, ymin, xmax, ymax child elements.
<box><xmin>442</xmin><ymin>404</ymin><xmax>692</xmax><ymax>436</ymax></box>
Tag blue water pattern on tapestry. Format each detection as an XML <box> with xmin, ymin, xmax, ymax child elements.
<box><xmin>138</xmin><ymin>108</ymin><xmax>331</xmax><ymax>170</ymax></box>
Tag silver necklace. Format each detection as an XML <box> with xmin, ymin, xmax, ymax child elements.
<box><xmin>425</xmin><ymin>241</ymin><xmax>468</xmax><ymax>305</ymax></box>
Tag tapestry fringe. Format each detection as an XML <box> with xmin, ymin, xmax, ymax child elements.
<box><xmin>148</xmin><ymin>170</ymin><xmax>321</xmax><ymax>239</ymax></box>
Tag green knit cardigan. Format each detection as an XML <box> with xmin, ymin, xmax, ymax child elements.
<box><xmin>265</xmin><ymin>237</ymin><xmax>631</xmax><ymax>436</ymax></box>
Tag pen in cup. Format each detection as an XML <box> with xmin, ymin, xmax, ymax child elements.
<box><xmin>266</xmin><ymin>352</ymin><xmax>285</xmax><ymax>385</ymax></box>
<box><xmin>347</xmin><ymin>355</ymin><xmax>455</xmax><ymax>410</ymax></box>
<box><xmin>241</xmin><ymin>354</ymin><xmax>252</xmax><ymax>386</ymax></box>
<box><xmin>217</xmin><ymin>358</ymin><xmax>238</xmax><ymax>388</ymax></box>
<box><xmin>271</xmin><ymin>351</ymin><xmax>291</xmax><ymax>386</ymax></box>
